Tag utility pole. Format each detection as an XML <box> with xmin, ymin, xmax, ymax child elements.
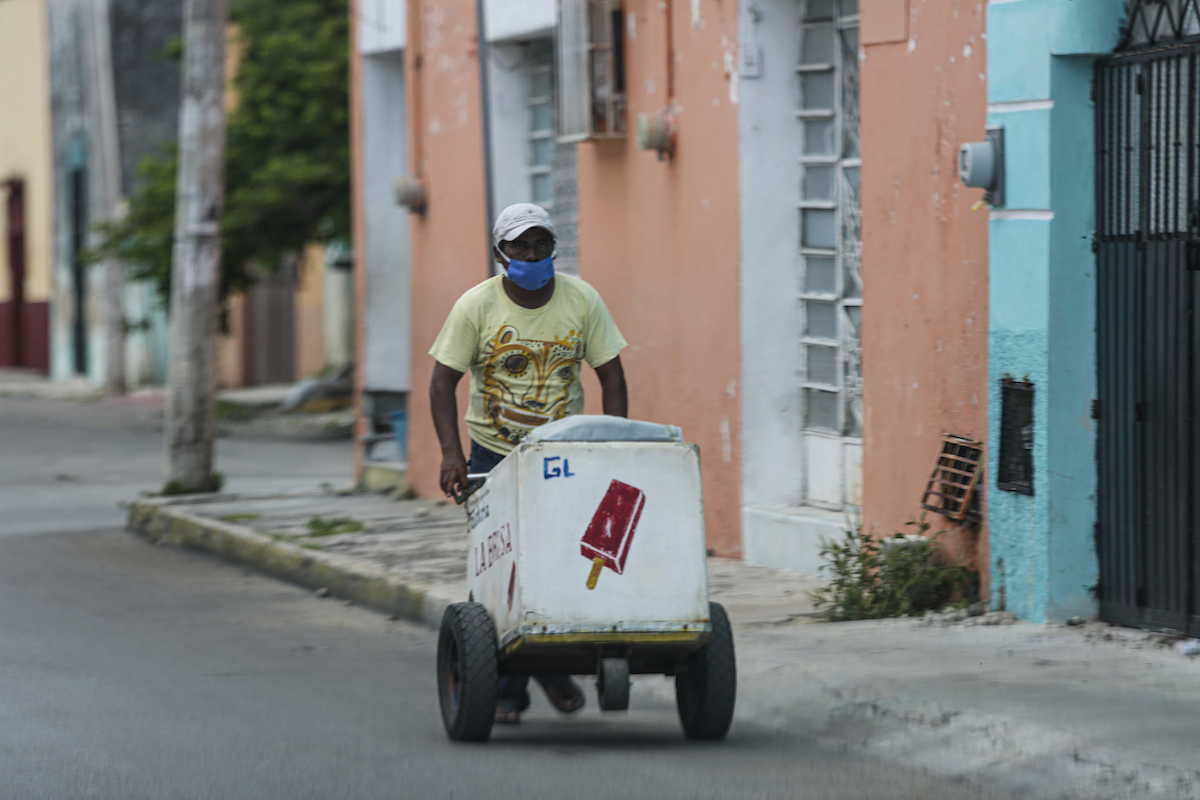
<box><xmin>165</xmin><ymin>0</ymin><xmax>229</xmax><ymax>492</ymax></box>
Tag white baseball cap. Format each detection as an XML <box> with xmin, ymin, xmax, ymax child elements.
<box><xmin>492</xmin><ymin>203</ymin><xmax>556</xmax><ymax>248</ymax></box>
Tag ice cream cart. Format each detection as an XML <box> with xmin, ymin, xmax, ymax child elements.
<box><xmin>436</xmin><ymin>417</ymin><xmax>736</xmax><ymax>742</ymax></box>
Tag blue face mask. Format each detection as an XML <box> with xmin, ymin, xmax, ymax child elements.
<box><xmin>504</xmin><ymin>255</ymin><xmax>555</xmax><ymax>291</ymax></box>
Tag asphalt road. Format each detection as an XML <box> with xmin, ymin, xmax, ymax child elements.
<box><xmin>0</xmin><ymin>395</ymin><xmax>1019</xmax><ymax>799</ymax></box>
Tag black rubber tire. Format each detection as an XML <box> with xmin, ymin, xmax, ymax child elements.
<box><xmin>597</xmin><ymin>658</ymin><xmax>631</xmax><ymax>711</ymax></box>
<box><xmin>675</xmin><ymin>601</ymin><xmax>737</xmax><ymax>739</ymax></box>
<box><xmin>437</xmin><ymin>602</ymin><xmax>499</xmax><ymax>742</ymax></box>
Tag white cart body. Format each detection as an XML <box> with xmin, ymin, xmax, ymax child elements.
<box><xmin>464</xmin><ymin>440</ymin><xmax>711</xmax><ymax>666</ymax></box>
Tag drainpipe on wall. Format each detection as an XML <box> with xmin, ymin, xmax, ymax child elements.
<box><xmin>407</xmin><ymin>0</ymin><xmax>424</xmax><ymax>180</ymax></box>
<box><xmin>475</xmin><ymin>0</ymin><xmax>496</xmax><ymax>276</ymax></box>
<box><xmin>664</xmin><ymin>0</ymin><xmax>675</xmax><ymax>102</ymax></box>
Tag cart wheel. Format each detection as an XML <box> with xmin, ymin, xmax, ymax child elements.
<box><xmin>675</xmin><ymin>601</ymin><xmax>736</xmax><ymax>739</ymax></box>
<box><xmin>437</xmin><ymin>602</ymin><xmax>498</xmax><ymax>742</ymax></box>
<box><xmin>597</xmin><ymin>658</ymin><xmax>631</xmax><ymax>711</ymax></box>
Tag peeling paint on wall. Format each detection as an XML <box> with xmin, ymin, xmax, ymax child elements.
<box><xmin>860</xmin><ymin>0</ymin><xmax>990</xmax><ymax>587</ymax></box>
<box><xmin>723</xmin><ymin>39</ymin><xmax>738</xmax><ymax>105</ymax></box>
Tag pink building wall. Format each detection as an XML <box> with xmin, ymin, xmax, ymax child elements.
<box><xmin>401</xmin><ymin>0</ymin><xmax>492</xmax><ymax>500</ymax></box>
<box><xmin>860</xmin><ymin>0</ymin><xmax>990</xmax><ymax>585</ymax></box>
<box><xmin>575</xmin><ymin>0</ymin><xmax>742</xmax><ymax>556</ymax></box>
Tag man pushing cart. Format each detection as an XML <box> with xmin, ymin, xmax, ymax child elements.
<box><xmin>429</xmin><ymin>204</ymin><xmax>736</xmax><ymax>741</ymax></box>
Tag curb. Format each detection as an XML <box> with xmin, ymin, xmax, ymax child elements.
<box><xmin>126</xmin><ymin>496</ymin><xmax>455</xmax><ymax>629</ymax></box>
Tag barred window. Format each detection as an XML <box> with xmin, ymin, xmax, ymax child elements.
<box><xmin>527</xmin><ymin>41</ymin><xmax>555</xmax><ymax>206</ymax></box>
<box><xmin>998</xmin><ymin>380</ymin><xmax>1035</xmax><ymax>495</ymax></box>
<box><xmin>799</xmin><ymin>0</ymin><xmax>861</xmax><ymax>438</ymax></box>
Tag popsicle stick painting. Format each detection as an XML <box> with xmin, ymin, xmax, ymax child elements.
<box><xmin>506</xmin><ymin>563</ymin><xmax>516</xmax><ymax>612</ymax></box>
<box><xmin>581</xmin><ymin>479</ymin><xmax>647</xmax><ymax>590</ymax></box>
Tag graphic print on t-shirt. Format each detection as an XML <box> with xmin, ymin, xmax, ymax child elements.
<box><xmin>482</xmin><ymin>324</ymin><xmax>583</xmax><ymax>447</ymax></box>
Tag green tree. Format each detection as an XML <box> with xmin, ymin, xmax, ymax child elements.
<box><xmin>90</xmin><ymin>0</ymin><xmax>350</xmax><ymax>304</ymax></box>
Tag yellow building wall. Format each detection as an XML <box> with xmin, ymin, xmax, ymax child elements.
<box><xmin>216</xmin><ymin>295</ymin><xmax>246</xmax><ymax>388</ymax></box>
<box><xmin>0</xmin><ymin>0</ymin><xmax>54</xmax><ymax>304</ymax></box>
<box><xmin>295</xmin><ymin>243</ymin><xmax>326</xmax><ymax>379</ymax></box>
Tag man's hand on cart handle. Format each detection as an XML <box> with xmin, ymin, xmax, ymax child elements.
<box><xmin>451</xmin><ymin>474</ymin><xmax>490</xmax><ymax>505</ymax></box>
<box><xmin>440</xmin><ymin>453</ymin><xmax>469</xmax><ymax>500</ymax></box>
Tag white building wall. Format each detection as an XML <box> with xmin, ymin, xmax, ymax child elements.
<box><xmin>482</xmin><ymin>3</ymin><xmax>570</xmax><ymax>274</ymax></box>
<box><xmin>358</xmin><ymin>0</ymin><xmax>406</xmax><ymax>56</ymax></box>
<box><xmin>738</xmin><ymin>0</ymin><xmax>843</xmax><ymax>574</ymax></box>
<box><xmin>49</xmin><ymin>0</ymin><xmax>180</xmax><ymax>388</ymax></box>
<box><xmin>47</xmin><ymin>0</ymin><xmax>112</xmax><ymax>385</ymax></box>
<box><xmin>358</xmin><ymin>1</ymin><xmax>551</xmax><ymax>57</ymax></box>
<box><xmin>323</xmin><ymin>245</ymin><xmax>354</xmax><ymax>368</ymax></box>
<box><xmin>123</xmin><ymin>282</ymin><xmax>169</xmax><ymax>386</ymax></box>
<box><xmin>361</xmin><ymin>50</ymin><xmax>411</xmax><ymax>392</ymax></box>
<box><xmin>357</xmin><ymin>0</ymin><xmax>561</xmax><ymax>392</ymax></box>
<box><xmin>485</xmin><ymin>0</ymin><xmax>554</xmax><ymax>43</ymax></box>
<box><xmin>739</xmin><ymin>0</ymin><xmax>804</xmax><ymax>509</ymax></box>
<box><xmin>486</xmin><ymin>42</ymin><xmax>532</xmax><ymax>216</ymax></box>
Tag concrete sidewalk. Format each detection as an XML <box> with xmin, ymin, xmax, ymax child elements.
<box><xmin>0</xmin><ymin>368</ymin><xmax>103</xmax><ymax>400</ymax></box>
<box><xmin>127</xmin><ymin>491</ymin><xmax>1200</xmax><ymax>800</ymax></box>
<box><xmin>0</xmin><ymin>370</ymin><xmax>299</xmax><ymax>410</ymax></box>
<box><xmin>0</xmin><ymin>372</ymin><xmax>355</xmax><ymax>441</ymax></box>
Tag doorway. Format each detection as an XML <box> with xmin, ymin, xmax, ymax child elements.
<box><xmin>3</xmin><ymin>179</ymin><xmax>27</xmax><ymax>368</ymax></box>
<box><xmin>1094</xmin><ymin>12</ymin><xmax>1200</xmax><ymax>635</ymax></box>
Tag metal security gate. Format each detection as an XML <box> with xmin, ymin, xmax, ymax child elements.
<box><xmin>1094</xmin><ymin>0</ymin><xmax>1200</xmax><ymax>635</ymax></box>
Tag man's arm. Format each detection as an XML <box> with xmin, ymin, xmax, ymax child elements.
<box><xmin>594</xmin><ymin>356</ymin><xmax>628</xmax><ymax>418</ymax></box>
<box><xmin>430</xmin><ymin>362</ymin><xmax>468</xmax><ymax>497</ymax></box>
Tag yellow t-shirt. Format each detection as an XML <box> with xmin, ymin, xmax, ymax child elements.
<box><xmin>429</xmin><ymin>273</ymin><xmax>628</xmax><ymax>455</ymax></box>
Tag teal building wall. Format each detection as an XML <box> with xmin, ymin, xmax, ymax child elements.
<box><xmin>986</xmin><ymin>0</ymin><xmax>1126</xmax><ymax>622</ymax></box>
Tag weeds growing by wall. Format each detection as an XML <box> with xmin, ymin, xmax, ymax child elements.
<box><xmin>810</xmin><ymin>517</ymin><xmax>978</xmax><ymax>621</ymax></box>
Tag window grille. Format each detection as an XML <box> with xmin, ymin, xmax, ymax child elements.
<box><xmin>527</xmin><ymin>41</ymin><xmax>555</xmax><ymax>207</ymax></box>
<box><xmin>798</xmin><ymin>0</ymin><xmax>861</xmax><ymax>437</ymax></box>
<box><xmin>921</xmin><ymin>435</ymin><xmax>984</xmax><ymax>523</ymax></box>
<box><xmin>998</xmin><ymin>379</ymin><xmax>1035</xmax><ymax>495</ymax></box>
<box><xmin>1120</xmin><ymin>0</ymin><xmax>1200</xmax><ymax>51</ymax></box>
<box><xmin>556</xmin><ymin>0</ymin><xmax>626</xmax><ymax>141</ymax></box>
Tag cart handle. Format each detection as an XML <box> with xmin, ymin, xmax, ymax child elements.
<box><xmin>452</xmin><ymin>473</ymin><xmax>490</xmax><ymax>505</ymax></box>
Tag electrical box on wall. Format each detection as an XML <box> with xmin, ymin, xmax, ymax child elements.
<box><xmin>394</xmin><ymin>175</ymin><xmax>427</xmax><ymax>214</ymax></box>
<box><xmin>959</xmin><ymin>126</ymin><xmax>1005</xmax><ymax>207</ymax></box>
<box><xmin>636</xmin><ymin>111</ymin><xmax>675</xmax><ymax>160</ymax></box>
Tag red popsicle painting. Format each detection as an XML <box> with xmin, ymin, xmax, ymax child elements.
<box><xmin>581</xmin><ymin>479</ymin><xmax>647</xmax><ymax>590</ymax></box>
